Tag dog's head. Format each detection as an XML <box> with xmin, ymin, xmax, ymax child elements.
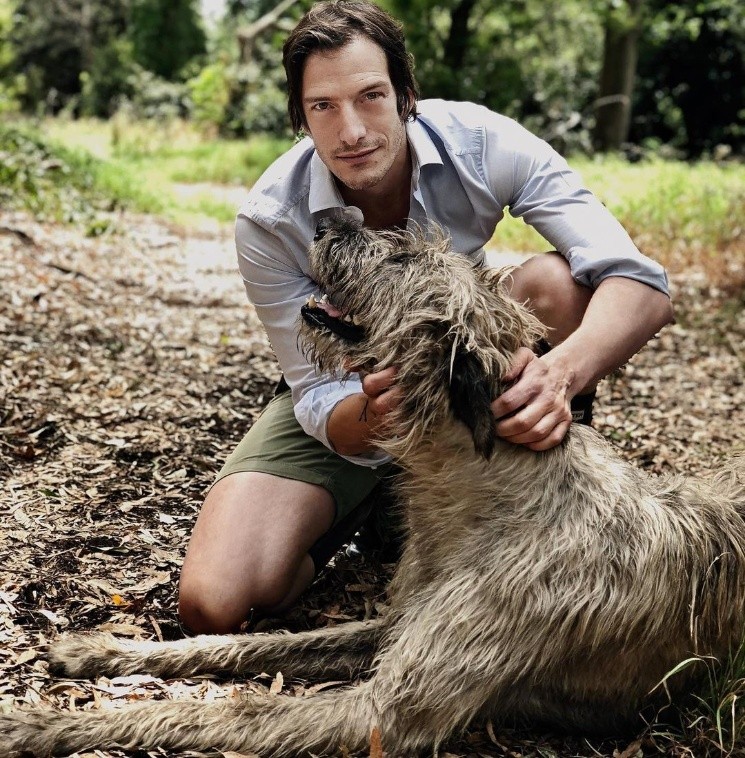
<box><xmin>300</xmin><ymin>221</ymin><xmax>543</xmax><ymax>459</ymax></box>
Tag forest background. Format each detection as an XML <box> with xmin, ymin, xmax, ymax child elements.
<box><xmin>0</xmin><ymin>0</ymin><xmax>743</xmax><ymax>265</ymax></box>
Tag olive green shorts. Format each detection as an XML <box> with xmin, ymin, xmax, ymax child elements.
<box><xmin>214</xmin><ymin>389</ymin><xmax>392</xmax><ymax>525</ymax></box>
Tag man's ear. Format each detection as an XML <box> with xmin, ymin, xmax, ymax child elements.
<box><xmin>400</xmin><ymin>88</ymin><xmax>417</xmax><ymax>121</ymax></box>
<box><xmin>448</xmin><ymin>343</ymin><xmax>497</xmax><ymax>459</ymax></box>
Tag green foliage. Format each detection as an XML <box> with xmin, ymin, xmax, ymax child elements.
<box><xmin>130</xmin><ymin>0</ymin><xmax>207</xmax><ymax>80</ymax></box>
<box><xmin>6</xmin><ymin>0</ymin><xmax>205</xmax><ymax>118</ymax></box>
<box><xmin>3</xmin><ymin>1</ymin><xmax>742</xmax><ymax>154</ymax></box>
<box><xmin>186</xmin><ymin>61</ymin><xmax>231</xmax><ymax>129</ymax></box>
<box><xmin>43</xmin><ymin>116</ymin><xmax>292</xmax><ymax>223</ymax></box>
<box><xmin>386</xmin><ymin>0</ymin><xmax>604</xmax><ymax>152</ymax></box>
<box><xmin>384</xmin><ymin>0</ymin><xmax>743</xmax><ymax>156</ymax></box>
<box><xmin>222</xmin><ymin>56</ymin><xmax>291</xmax><ymax>137</ymax></box>
<box><xmin>0</xmin><ymin>121</ymin><xmax>116</xmax><ymax>225</ymax></box>
<box><xmin>119</xmin><ymin>69</ymin><xmax>192</xmax><ymax>121</ymax></box>
<box><xmin>0</xmin><ymin>0</ymin><xmax>25</xmax><ymax>113</ymax></box>
<box><xmin>10</xmin><ymin>0</ymin><xmax>130</xmax><ymax>114</ymax></box>
<box><xmin>205</xmin><ymin>2</ymin><xmax>302</xmax><ymax>137</ymax></box>
<box><xmin>79</xmin><ymin>37</ymin><xmax>138</xmax><ymax>117</ymax></box>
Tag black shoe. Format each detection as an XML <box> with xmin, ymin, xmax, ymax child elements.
<box><xmin>570</xmin><ymin>391</ymin><xmax>596</xmax><ymax>426</ymax></box>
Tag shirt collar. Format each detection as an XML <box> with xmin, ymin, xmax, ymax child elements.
<box><xmin>308</xmin><ymin>147</ymin><xmax>346</xmax><ymax>215</ymax></box>
<box><xmin>407</xmin><ymin>116</ymin><xmax>443</xmax><ymax>190</ymax></box>
<box><xmin>307</xmin><ymin>116</ymin><xmax>443</xmax><ymax>216</ymax></box>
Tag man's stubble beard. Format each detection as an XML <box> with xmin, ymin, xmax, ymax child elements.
<box><xmin>337</xmin><ymin>122</ymin><xmax>407</xmax><ymax>193</ymax></box>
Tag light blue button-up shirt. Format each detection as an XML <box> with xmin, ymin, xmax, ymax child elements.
<box><xmin>235</xmin><ymin>99</ymin><xmax>669</xmax><ymax>467</ymax></box>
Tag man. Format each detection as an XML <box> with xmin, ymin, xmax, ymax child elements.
<box><xmin>179</xmin><ymin>0</ymin><xmax>674</xmax><ymax>634</ymax></box>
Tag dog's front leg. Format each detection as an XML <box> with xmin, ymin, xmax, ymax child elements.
<box><xmin>0</xmin><ymin>683</ymin><xmax>386</xmax><ymax>757</ymax></box>
<box><xmin>362</xmin><ymin>579</ymin><xmax>576</xmax><ymax>752</ymax></box>
<box><xmin>47</xmin><ymin>617</ymin><xmax>385</xmax><ymax>681</ymax></box>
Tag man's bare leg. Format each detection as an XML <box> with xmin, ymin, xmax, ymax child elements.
<box><xmin>178</xmin><ymin>472</ymin><xmax>335</xmax><ymax>634</ymax></box>
<box><xmin>508</xmin><ymin>251</ymin><xmax>593</xmax><ymax>348</ymax></box>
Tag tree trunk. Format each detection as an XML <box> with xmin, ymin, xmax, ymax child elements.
<box><xmin>442</xmin><ymin>0</ymin><xmax>478</xmax><ymax>73</ymax></box>
<box><xmin>593</xmin><ymin>0</ymin><xmax>644</xmax><ymax>152</ymax></box>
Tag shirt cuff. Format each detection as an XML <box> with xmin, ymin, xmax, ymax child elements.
<box><xmin>293</xmin><ymin>378</ymin><xmax>393</xmax><ymax>469</ymax></box>
<box><xmin>567</xmin><ymin>248</ymin><xmax>670</xmax><ymax>295</ymax></box>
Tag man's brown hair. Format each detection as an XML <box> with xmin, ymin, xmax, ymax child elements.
<box><xmin>282</xmin><ymin>0</ymin><xmax>420</xmax><ymax>133</ymax></box>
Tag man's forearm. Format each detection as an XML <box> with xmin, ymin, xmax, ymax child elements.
<box><xmin>542</xmin><ymin>276</ymin><xmax>674</xmax><ymax>396</ymax></box>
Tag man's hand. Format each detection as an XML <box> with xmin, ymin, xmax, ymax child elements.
<box><xmin>491</xmin><ymin>347</ymin><xmax>575</xmax><ymax>451</ymax></box>
<box><xmin>359</xmin><ymin>366</ymin><xmax>401</xmax><ymax>422</ymax></box>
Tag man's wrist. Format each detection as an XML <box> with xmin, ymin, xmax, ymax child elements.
<box><xmin>327</xmin><ymin>392</ymin><xmax>382</xmax><ymax>457</ymax></box>
<box><xmin>539</xmin><ymin>343</ymin><xmax>590</xmax><ymax>400</ymax></box>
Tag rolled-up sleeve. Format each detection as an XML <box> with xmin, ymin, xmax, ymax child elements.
<box><xmin>235</xmin><ymin>214</ymin><xmax>391</xmax><ymax>468</ymax></box>
<box><xmin>484</xmin><ymin>116</ymin><xmax>669</xmax><ymax>295</ymax></box>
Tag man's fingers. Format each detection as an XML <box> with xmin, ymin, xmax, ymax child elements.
<box><xmin>499</xmin><ymin>411</ymin><xmax>571</xmax><ymax>451</ymax></box>
<box><xmin>491</xmin><ymin>349</ymin><xmax>540</xmax><ymax>418</ymax></box>
<box><xmin>361</xmin><ymin>366</ymin><xmax>398</xmax><ymax>398</ymax></box>
<box><xmin>502</xmin><ymin>347</ymin><xmax>535</xmax><ymax>383</ymax></box>
<box><xmin>526</xmin><ymin>419</ymin><xmax>572</xmax><ymax>451</ymax></box>
<box><xmin>497</xmin><ymin>404</ymin><xmax>562</xmax><ymax>441</ymax></box>
<box><xmin>368</xmin><ymin>385</ymin><xmax>403</xmax><ymax>416</ymax></box>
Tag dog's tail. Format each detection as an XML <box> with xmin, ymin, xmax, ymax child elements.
<box><xmin>47</xmin><ymin>619</ymin><xmax>384</xmax><ymax>681</ymax></box>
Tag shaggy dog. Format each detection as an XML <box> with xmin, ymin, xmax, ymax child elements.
<box><xmin>1</xmin><ymin>222</ymin><xmax>744</xmax><ymax>756</ymax></box>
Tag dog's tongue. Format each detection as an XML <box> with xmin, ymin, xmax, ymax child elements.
<box><xmin>318</xmin><ymin>301</ymin><xmax>343</xmax><ymax>319</ymax></box>
<box><xmin>308</xmin><ymin>294</ymin><xmax>343</xmax><ymax>319</ymax></box>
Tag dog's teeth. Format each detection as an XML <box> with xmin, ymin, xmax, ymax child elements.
<box><xmin>320</xmin><ymin>294</ymin><xmax>329</xmax><ymax>304</ymax></box>
<box><xmin>352</xmin><ymin>314</ymin><xmax>361</xmax><ymax>325</ymax></box>
<box><xmin>308</xmin><ymin>294</ymin><xmax>317</xmax><ymax>308</ymax></box>
<box><xmin>343</xmin><ymin>315</ymin><xmax>352</xmax><ymax>322</ymax></box>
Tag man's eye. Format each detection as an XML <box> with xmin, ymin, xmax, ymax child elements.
<box><xmin>364</xmin><ymin>92</ymin><xmax>383</xmax><ymax>101</ymax></box>
<box><xmin>312</xmin><ymin>102</ymin><xmax>331</xmax><ymax>111</ymax></box>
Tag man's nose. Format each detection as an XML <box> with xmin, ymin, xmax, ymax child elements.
<box><xmin>339</xmin><ymin>104</ymin><xmax>367</xmax><ymax>146</ymax></box>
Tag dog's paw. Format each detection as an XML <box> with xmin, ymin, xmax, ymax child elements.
<box><xmin>0</xmin><ymin>711</ymin><xmax>56</xmax><ymax>757</ymax></box>
<box><xmin>46</xmin><ymin>633</ymin><xmax>128</xmax><ymax>679</ymax></box>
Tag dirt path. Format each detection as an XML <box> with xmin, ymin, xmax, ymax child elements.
<box><xmin>1</xmin><ymin>210</ymin><xmax>744</xmax><ymax>756</ymax></box>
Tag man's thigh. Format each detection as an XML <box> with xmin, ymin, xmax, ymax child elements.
<box><xmin>214</xmin><ymin>390</ymin><xmax>390</xmax><ymax>525</ymax></box>
<box><xmin>179</xmin><ymin>392</ymin><xmax>393</xmax><ymax>624</ymax></box>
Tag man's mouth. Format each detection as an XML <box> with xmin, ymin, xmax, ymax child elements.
<box><xmin>301</xmin><ymin>293</ymin><xmax>365</xmax><ymax>342</ymax></box>
<box><xmin>336</xmin><ymin>146</ymin><xmax>379</xmax><ymax>163</ymax></box>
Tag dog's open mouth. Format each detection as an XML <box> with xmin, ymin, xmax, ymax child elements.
<box><xmin>301</xmin><ymin>293</ymin><xmax>365</xmax><ymax>343</ymax></box>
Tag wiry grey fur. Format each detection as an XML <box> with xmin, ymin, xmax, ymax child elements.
<box><xmin>2</xmin><ymin>222</ymin><xmax>744</xmax><ymax>757</ymax></box>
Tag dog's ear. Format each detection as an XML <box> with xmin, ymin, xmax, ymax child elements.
<box><xmin>448</xmin><ymin>343</ymin><xmax>497</xmax><ymax>459</ymax></box>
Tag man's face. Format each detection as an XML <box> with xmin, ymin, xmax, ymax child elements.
<box><xmin>301</xmin><ymin>35</ymin><xmax>408</xmax><ymax>193</ymax></box>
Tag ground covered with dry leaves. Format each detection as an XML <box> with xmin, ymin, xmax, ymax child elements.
<box><xmin>1</xmin><ymin>209</ymin><xmax>744</xmax><ymax>758</ymax></box>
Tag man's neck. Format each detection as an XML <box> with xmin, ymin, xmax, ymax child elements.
<box><xmin>338</xmin><ymin>146</ymin><xmax>413</xmax><ymax>230</ymax></box>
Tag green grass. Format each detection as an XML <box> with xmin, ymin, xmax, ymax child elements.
<box><xmin>493</xmin><ymin>156</ymin><xmax>745</xmax><ymax>275</ymax></box>
<box><xmin>41</xmin><ymin>116</ymin><xmax>292</xmax><ymax>226</ymax></box>
<box><xmin>645</xmin><ymin>638</ymin><xmax>745</xmax><ymax>755</ymax></box>
<box><xmin>10</xmin><ymin>116</ymin><xmax>745</xmax><ymax>277</ymax></box>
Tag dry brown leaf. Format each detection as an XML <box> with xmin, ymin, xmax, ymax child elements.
<box><xmin>14</xmin><ymin>649</ymin><xmax>37</xmax><ymax>665</ymax></box>
<box><xmin>96</xmin><ymin>623</ymin><xmax>145</xmax><ymax>637</ymax></box>
<box><xmin>369</xmin><ymin>726</ymin><xmax>383</xmax><ymax>758</ymax></box>
<box><xmin>303</xmin><ymin>680</ymin><xmax>346</xmax><ymax>696</ymax></box>
<box><xmin>613</xmin><ymin>741</ymin><xmax>643</xmax><ymax>758</ymax></box>
<box><xmin>269</xmin><ymin>671</ymin><xmax>284</xmax><ymax>696</ymax></box>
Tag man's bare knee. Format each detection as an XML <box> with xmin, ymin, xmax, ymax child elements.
<box><xmin>178</xmin><ymin>472</ymin><xmax>335</xmax><ymax>633</ymax></box>
<box><xmin>178</xmin><ymin>552</ymin><xmax>314</xmax><ymax>633</ymax></box>
<box><xmin>178</xmin><ymin>590</ymin><xmax>246</xmax><ymax>635</ymax></box>
<box><xmin>509</xmin><ymin>252</ymin><xmax>592</xmax><ymax>343</ymax></box>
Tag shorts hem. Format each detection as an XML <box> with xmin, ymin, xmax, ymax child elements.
<box><xmin>211</xmin><ymin>461</ymin><xmax>344</xmax><ymax>523</ymax></box>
